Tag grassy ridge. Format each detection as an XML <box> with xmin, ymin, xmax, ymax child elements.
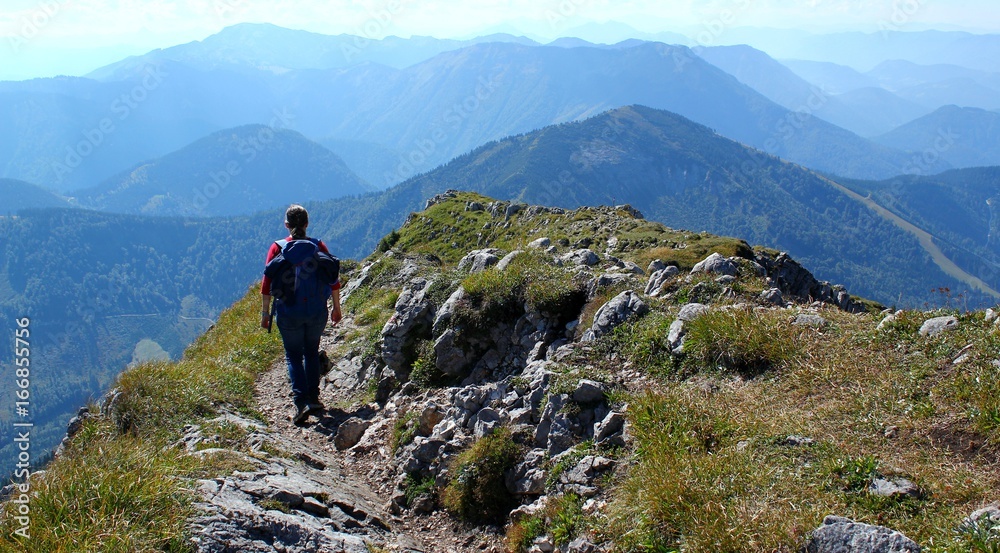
<box><xmin>0</xmin><ymin>286</ymin><xmax>282</xmax><ymax>552</ymax></box>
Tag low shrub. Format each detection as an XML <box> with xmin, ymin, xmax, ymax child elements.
<box><xmin>442</xmin><ymin>428</ymin><xmax>520</xmax><ymax>523</ymax></box>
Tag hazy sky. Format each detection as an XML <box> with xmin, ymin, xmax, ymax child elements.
<box><xmin>1</xmin><ymin>0</ymin><xmax>997</xmax><ymax>80</ymax></box>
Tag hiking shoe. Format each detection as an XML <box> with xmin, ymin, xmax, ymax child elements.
<box><xmin>305</xmin><ymin>402</ymin><xmax>325</xmax><ymax>417</ymax></box>
<box><xmin>292</xmin><ymin>405</ymin><xmax>310</xmax><ymax>426</ymax></box>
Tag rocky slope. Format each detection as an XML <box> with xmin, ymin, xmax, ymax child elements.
<box><xmin>5</xmin><ymin>191</ymin><xmax>1000</xmax><ymax>553</ymax></box>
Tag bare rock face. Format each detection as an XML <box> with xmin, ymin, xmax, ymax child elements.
<box><xmin>803</xmin><ymin>516</ymin><xmax>921</xmax><ymax>553</ymax></box>
<box><xmin>186</xmin><ymin>414</ymin><xmax>398</xmax><ymax>553</ymax></box>
<box><xmin>381</xmin><ymin>279</ymin><xmax>435</xmax><ymax>377</ymax></box>
<box><xmin>754</xmin><ymin>251</ymin><xmax>866</xmax><ymax>313</ymax></box>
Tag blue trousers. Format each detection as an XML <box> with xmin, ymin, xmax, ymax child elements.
<box><xmin>276</xmin><ymin>311</ymin><xmax>326</xmax><ymax>408</ymax></box>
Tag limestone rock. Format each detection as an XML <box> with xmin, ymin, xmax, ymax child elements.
<box><xmin>457</xmin><ymin>248</ymin><xmax>503</xmax><ymax>273</ymax></box>
<box><xmin>760</xmin><ymin>288</ymin><xmax>784</xmax><ymax>306</ymax></box>
<box><xmin>497</xmin><ymin>250</ymin><xmax>526</xmax><ymax>272</ymax></box>
<box><xmin>677</xmin><ymin>302</ymin><xmax>710</xmax><ymax>322</ymax></box>
<box><xmin>794</xmin><ymin>314</ymin><xmax>829</xmax><ymax>328</ymax></box>
<box><xmin>381</xmin><ymin>279</ymin><xmax>435</xmax><ymax>375</ymax></box>
<box><xmin>561</xmin><ymin>249</ymin><xmax>601</xmax><ymax>267</ymax></box>
<box><xmin>572</xmin><ymin>380</ymin><xmax>606</xmax><ymax>404</ymax></box>
<box><xmin>645</xmin><ymin>266</ymin><xmax>679</xmax><ymax>297</ymax></box>
<box><xmin>804</xmin><ymin>515</ymin><xmax>920</xmax><ymax>553</ymax></box>
<box><xmin>529</xmin><ymin>237</ymin><xmax>551</xmax><ymax>249</ymax></box>
<box><xmin>919</xmin><ymin>316</ymin><xmax>959</xmax><ymax>337</ymax></box>
<box><xmin>869</xmin><ymin>477</ymin><xmax>921</xmax><ymax>499</ymax></box>
<box><xmin>691</xmin><ymin>252</ymin><xmax>737</xmax><ymax>276</ymax></box>
<box><xmin>334</xmin><ymin>418</ymin><xmax>371</xmax><ymax>450</ymax></box>
<box><xmin>584</xmin><ymin>290</ymin><xmax>649</xmax><ymax>340</ymax></box>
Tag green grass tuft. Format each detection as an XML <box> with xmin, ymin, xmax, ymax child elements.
<box><xmin>442</xmin><ymin>428</ymin><xmax>520</xmax><ymax>523</ymax></box>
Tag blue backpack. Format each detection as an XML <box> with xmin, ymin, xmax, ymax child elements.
<box><xmin>264</xmin><ymin>238</ymin><xmax>340</xmax><ymax>317</ymax></box>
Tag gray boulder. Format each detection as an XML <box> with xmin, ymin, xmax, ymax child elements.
<box><xmin>561</xmin><ymin>249</ymin><xmax>601</xmax><ymax>267</ymax></box>
<box><xmin>593</xmin><ymin>411</ymin><xmax>626</xmax><ymax>446</ymax></box>
<box><xmin>334</xmin><ymin>417</ymin><xmax>370</xmax><ymax>450</ymax></box>
<box><xmin>572</xmin><ymin>380</ymin><xmax>606</xmax><ymax>403</ymax></box>
<box><xmin>804</xmin><ymin>515</ymin><xmax>921</xmax><ymax>553</ymax></box>
<box><xmin>506</xmin><ymin>449</ymin><xmax>548</xmax><ymax>496</ymax></box>
<box><xmin>760</xmin><ymin>288</ymin><xmax>784</xmax><ymax>306</ymax></box>
<box><xmin>645</xmin><ymin>266</ymin><xmax>680</xmax><ymax>297</ymax></box>
<box><xmin>691</xmin><ymin>252</ymin><xmax>737</xmax><ymax>276</ymax></box>
<box><xmin>919</xmin><ymin>316</ymin><xmax>959</xmax><ymax>337</ymax></box>
<box><xmin>869</xmin><ymin>477</ymin><xmax>921</xmax><ymax>499</ymax></box>
<box><xmin>528</xmin><ymin>237</ymin><xmax>551</xmax><ymax>249</ymax></box>
<box><xmin>678</xmin><ymin>303</ymin><xmax>710</xmax><ymax>322</ymax></box>
<box><xmin>457</xmin><ymin>249</ymin><xmax>503</xmax><ymax>273</ymax></box>
<box><xmin>432</xmin><ymin>286</ymin><xmax>464</xmax><ymax>336</ymax></box>
<box><xmin>584</xmin><ymin>291</ymin><xmax>649</xmax><ymax>340</ymax></box>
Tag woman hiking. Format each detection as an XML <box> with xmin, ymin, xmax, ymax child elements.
<box><xmin>261</xmin><ymin>205</ymin><xmax>343</xmax><ymax>425</ymax></box>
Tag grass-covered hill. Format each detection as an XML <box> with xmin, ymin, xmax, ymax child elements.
<box><xmin>310</xmin><ymin>104</ymin><xmax>983</xmax><ymax>309</ymax></box>
<box><xmin>3</xmin><ymin>192</ymin><xmax>999</xmax><ymax>552</ymax></box>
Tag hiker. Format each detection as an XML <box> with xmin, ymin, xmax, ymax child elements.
<box><xmin>261</xmin><ymin>204</ymin><xmax>342</xmax><ymax>425</ymax></box>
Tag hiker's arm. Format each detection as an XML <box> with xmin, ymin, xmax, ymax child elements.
<box><xmin>261</xmin><ymin>294</ymin><xmax>271</xmax><ymax>329</ymax></box>
<box><xmin>330</xmin><ymin>285</ymin><xmax>342</xmax><ymax>325</ymax></box>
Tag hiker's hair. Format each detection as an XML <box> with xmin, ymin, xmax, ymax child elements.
<box><xmin>285</xmin><ymin>205</ymin><xmax>308</xmax><ymax>240</ymax></box>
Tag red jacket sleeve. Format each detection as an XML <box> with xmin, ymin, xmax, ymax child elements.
<box><xmin>260</xmin><ymin>241</ymin><xmax>282</xmax><ymax>295</ymax></box>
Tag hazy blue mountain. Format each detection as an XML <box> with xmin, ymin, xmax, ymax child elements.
<box><xmin>302</xmin><ymin>105</ymin><xmax>978</xmax><ymax>309</ymax></box>
<box><xmin>293</xmin><ymin>41</ymin><xmax>927</xmax><ymax>181</ymax></box>
<box><xmin>832</xmin><ymin>87</ymin><xmax>931</xmax><ymax>137</ymax></box>
<box><xmin>73</xmin><ymin>125</ymin><xmax>375</xmax><ymax>216</ymax></box>
<box><xmin>319</xmin><ymin>138</ymin><xmax>403</xmax><ymax>190</ymax></box>
<box><xmin>781</xmin><ymin>59</ymin><xmax>879</xmax><ymax>93</ymax></box>
<box><xmin>694</xmin><ymin>45</ymin><xmax>893</xmax><ymax>136</ymax></box>
<box><xmin>895</xmin><ymin>78</ymin><xmax>1000</xmax><ymax>111</ymax></box>
<box><xmin>874</xmin><ymin>106</ymin><xmax>1000</xmax><ymax>169</ymax></box>
<box><xmin>0</xmin><ymin>29</ymin><xmax>949</xmax><ymax>194</ymax></box>
<box><xmin>87</xmin><ymin>23</ymin><xmax>538</xmax><ymax>80</ymax></box>
<box><xmin>0</xmin><ymin>62</ymin><xmax>281</xmax><ymax>192</ymax></box>
<box><xmin>867</xmin><ymin>60</ymin><xmax>1000</xmax><ymax>92</ymax></box>
<box><xmin>749</xmin><ymin>30</ymin><xmax>1000</xmax><ymax>73</ymax></box>
<box><xmin>564</xmin><ymin>21</ymin><xmax>689</xmax><ymax>45</ymax></box>
<box><xmin>0</xmin><ymin>179</ymin><xmax>71</xmax><ymax>215</ymax></box>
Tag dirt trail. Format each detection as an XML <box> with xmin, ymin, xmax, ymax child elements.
<box><xmin>253</xmin><ymin>322</ymin><xmax>505</xmax><ymax>553</ymax></box>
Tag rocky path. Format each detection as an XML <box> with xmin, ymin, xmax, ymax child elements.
<box><xmin>214</xmin><ymin>321</ymin><xmax>505</xmax><ymax>553</ymax></box>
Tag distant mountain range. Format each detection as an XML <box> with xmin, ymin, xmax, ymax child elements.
<box><xmin>72</xmin><ymin>125</ymin><xmax>374</xmax><ymax>216</ymax></box>
<box><xmin>694</xmin><ymin>45</ymin><xmax>929</xmax><ymax>136</ymax></box>
<box><xmin>87</xmin><ymin>23</ymin><xmax>539</xmax><ymax>80</ymax></box>
<box><xmin>330</xmin><ymin>105</ymin><xmax>986</xmax><ymax>306</ymax></box>
<box><xmin>4</xmin><ymin>24</ymin><xmax>978</xmax><ymax>197</ymax></box>
<box><xmin>874</xmin><ymin>106</ymin><xmax>1000</xmax><ymax>169</ymax></box>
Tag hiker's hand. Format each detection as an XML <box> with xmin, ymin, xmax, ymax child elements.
<box><xmin>261</xmin><ymin>313</ymin><xmax>271</xmax><ymax>330</ymax></box>
<box><xmin>331</xmin><ymin>307</ymin><xmax>343</xmax><ymax>325</ymax></box>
